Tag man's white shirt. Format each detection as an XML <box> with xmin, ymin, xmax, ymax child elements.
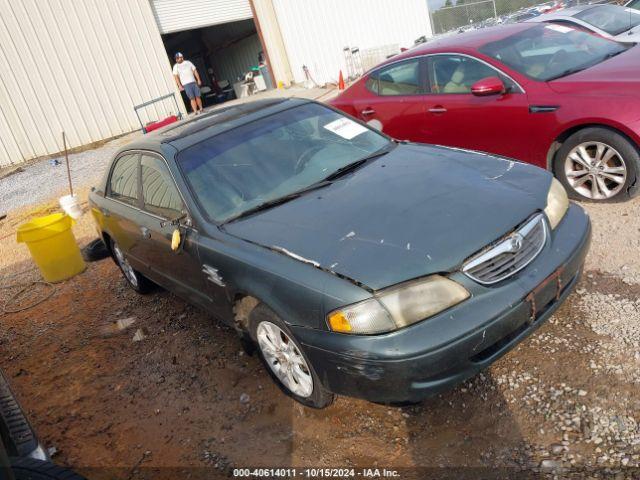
<box><xmin>173</xmin><ymin>60</ymin><xmax>196</xmax><ymax>85</ymax></box>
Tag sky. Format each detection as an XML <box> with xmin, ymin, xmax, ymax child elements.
<box><xmin>428</xmin><ymin>0</ymin><xmax>450</xmax><ymax>10</ymax></box>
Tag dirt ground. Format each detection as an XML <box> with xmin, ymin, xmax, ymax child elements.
<box><xmin>1</xmin><ymin>185</ymin><xmax>640</xmax><ymax>479</ymax></box>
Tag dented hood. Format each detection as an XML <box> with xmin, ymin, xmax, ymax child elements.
<box><xmin>223</xmin><ymin>144</ymin><xmax>552</xmax><ymax>290</ymax></box>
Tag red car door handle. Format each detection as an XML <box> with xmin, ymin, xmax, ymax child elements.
<box><xmin>429</xmin><ymin>106</ymin><xmax>447</xmax><ymax>114</ymax></box>
<box><xmin>361</xmin><ymin>108</ymin><xmax>375</xmax><ymax>116</ymax></box>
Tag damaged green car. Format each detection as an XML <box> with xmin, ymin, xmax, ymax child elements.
<box><xmin>90</xmin><ymin>99</ymin><xmax>591</xmax><ymax>408</ymax></box>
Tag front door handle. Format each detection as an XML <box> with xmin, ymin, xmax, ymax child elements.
<box><xmin>140</xmin><ymin>227</ymin><xmax>151</xmax><ymax>239</ymax></box>
<box><xmin>428</xmin><ymin>106</ymin><xmax>447</xmax><ymax>114</ymax></box>
<box><xmin>361</xmin><ymin>108</ymin><xmax>375</xmax><ymax>116</ymax></box>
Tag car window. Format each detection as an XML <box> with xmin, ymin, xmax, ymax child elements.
<box><xmin>628</xmin><ymin>0</ymin><xmax>640</xmax><ymax>11</ymax></box>
<box><xmin>427</xmin><ymin>55</ymin><xmax>517</xmax><ymax>94</ymax></box>
<box><xmin>574</xmin><ymin>5</ymin><xmax>640</xmax><ymax>36</ymax></box>
<box><xmin>365</xmin><ymin>72</ymin><xmax>379</xmax><ymax>94</ymax></box>
<box><xmin>140</xmin><ymin>155</ymin><xmax>183</xmax><ymax>218</ymax></box>
<box><xmin>177</xmin><ymin>103</ymin><xmax>390</xmax><ymax>222</ymax></box>
<box><xmin>479</xmin><ymin>24</ymin><xmax>630</xmax><ymax>81</ymax></box>
<box><xmin>109</xmin><ymin>153</ymin><xmax>139</xmax><ymax>205</ymax></box>
<box><xmin>377</xmin><ymin>59</ymin><xmax>424</xmax><ymax>96</ymax></box>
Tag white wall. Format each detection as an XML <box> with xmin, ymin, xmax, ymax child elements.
<box><xmin>272</xmin><ymin>0</ymin><xmax>432</xmax><ymax>85</ymax></box>
<box><xmin>0</xmin><ymin>0</ymin><xmax>182</xmax><ymax>168</ymax></box>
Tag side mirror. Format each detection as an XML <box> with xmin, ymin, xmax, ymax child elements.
<box><xmin>471</xmin><ymin>76</ymin><xmax>506</xmax><ymax>97</ymax></box>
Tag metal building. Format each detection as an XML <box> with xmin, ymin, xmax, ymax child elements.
<box><xmin>0</xmin><ymin>0</ymin><xmax>180</xmax><ymax>168</ymax></box>
<box><xmin>0</xmin><ymin>0</ymin><xmax>431</xmax><ymax>168</ymax></box>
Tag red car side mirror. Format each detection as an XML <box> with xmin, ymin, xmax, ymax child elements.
<box><xmin>471</xmin><ymin>76</ymin><xmax>506</xmax><ymax>97</ymax></box>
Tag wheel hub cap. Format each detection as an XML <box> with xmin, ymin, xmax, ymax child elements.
<box><xmin>113</xmin><ymin>244</ymin><xmax>138</xmax><ymax>288</ymax></box>
<box><xmin>564</xmin><ymin>141</ymin><xmax>627</xmax><ymax>200</ymax></box>
<box><xmin>256</xmin><ymin>321</ymin><xmax>314</xmax><ymax>398</ymax></box>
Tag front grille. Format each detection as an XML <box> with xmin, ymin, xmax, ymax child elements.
<box><xmin>463</xmin><ymin>214</ymin><xmax>547</xmax><ymax>285</ymax></box>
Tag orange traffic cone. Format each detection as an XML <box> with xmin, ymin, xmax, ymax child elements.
<box><xmin>338</xmin><ymin>70</ymin><xmax>345</xmax><ymax>90</ymax></box>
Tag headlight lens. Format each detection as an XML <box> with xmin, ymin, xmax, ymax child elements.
<box><xmin>327</xmin><ymin>275</ymin><xmax>470</xmax><ymax>335</ymax></box>
<box><xmin>544</xmin><ymin>177</ymin><xmax>569</xmax><ymax>229</ymax></box>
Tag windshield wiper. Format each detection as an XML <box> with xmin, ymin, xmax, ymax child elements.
<box><xmin>545</xmin><ymin>66</ymin><xmax>590</xmax><ymax>82</ymax></box>
<box><xmin>322</xmin><ymin>144</ymin><xmax>396</xmax><ymax>182</ymax></box>
<box><xmin>222</xmin><ymin>181</ymin><xmax>332</xmax><ymax>223</ymax></box>
<box><xmin>546</xmin><ymin>50</ymin><xmax>627</xmax><ymax>82</ymax></box>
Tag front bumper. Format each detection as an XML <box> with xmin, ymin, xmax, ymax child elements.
<box><xmin>291</xmin><ymin>204</ymin><xmax>591</xmax><ymax>403</ymax></box>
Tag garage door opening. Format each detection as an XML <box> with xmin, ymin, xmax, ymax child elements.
<box><xmin>160</xmin><ymin>18</ymin><xmax>274</xmax><ymax>112</ymax></box>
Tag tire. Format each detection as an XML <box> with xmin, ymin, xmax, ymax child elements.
<box><xmin>110</xmin><ymin>239</ymin><xmax>154</xmax><ymax>294</ymax></box>
<box><xmin>553</xmin><ymin>127</ymin><xmax>639</xmax><ymax>202</ymax></box>
<box><xmin>81</xmin><ymin>238</ymin><xmax>110</xmax><ymax>262</ymax></box>
<box><xmin>248</xmin><ymin>304</ymin><xmax>334</xmax><ymax>409</ymax></box>
<box><xmin>10</xmin><ymin>458</ymin><xmax>86</xmax><ymax>480</ymax></box>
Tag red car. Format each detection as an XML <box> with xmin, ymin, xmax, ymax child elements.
<box><xmin>331</xmin><ymin>23</ymin><xmax>640</xmax><ymax>202</ymax></box>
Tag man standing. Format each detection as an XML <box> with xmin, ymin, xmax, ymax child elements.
<box><xmin>172</xmin><ymin>52</ymin><xmax>203</xmax><ymax>114</ymax></box>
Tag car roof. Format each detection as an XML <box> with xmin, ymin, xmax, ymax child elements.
<box><xmin>389</xmin><ymin>23</ymin><xmax>537</xmax><ymax>61</ymax></box>
<box><xmin>119</xmin><ymin>97</ymin><xmax>311</xmax><ymax>154</ymax></box>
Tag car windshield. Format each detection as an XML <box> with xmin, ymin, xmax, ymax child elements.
<box><xmin>177</xmin><ymin>103</ymin><xmax>391</xmax><ymax>222</ymax></box>
<box><xmin>574</xmin><ymin>5</ymin><xmax>640</xmax><ymax>36</ymax></box>
<box><xmin>479</xmin><ymin>24</ymin><xmax>629</xmax><ymax>81</ymax></box>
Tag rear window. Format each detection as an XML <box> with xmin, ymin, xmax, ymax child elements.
<box><xmin>377</xmin><ymin>59</ymin><xmax>424</xmax><ymax>96</ymax></box>
<box><xmin>479</xmin><ymin>24</ymin><xmax>629</xmax><ymax>81</ymax></box>
<box><xmin>109</xmin><ymin>154</ymin><xmax>139</xmax><ymax>205</ymax></box>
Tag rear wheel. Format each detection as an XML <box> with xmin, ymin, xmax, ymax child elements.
<box><xmin>554</xmin><ymin>128</ymin><xmax>639</xmax><ymax>202</ymax></box>
<box><xmin>111</xmin><ymin>240</ymin><xmax>154</xmax><ymax>294</ymax></box>
<box><xmin>248</xmin><ymin>304</ymin><xmax>334</xmax><ymax>409</ymax></box>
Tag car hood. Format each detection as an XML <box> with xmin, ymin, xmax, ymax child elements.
<box><xmin>548</xmin><ymin>45</ymin><xmax>640</xmax><ymax>96</ymax></box>
<box><xmin>223</xmin><ymin>144</ymin><xmax>551</xmax><ymax>291</ymax></box>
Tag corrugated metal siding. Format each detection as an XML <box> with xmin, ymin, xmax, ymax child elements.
<box><xmin>151</xmin><ymin>0</ymin><xmax>253</xmax><ymax>34</ymax></box>
<box><xmin>0</xmin><ymin>0</ymin><xmax>183</xmax><ymax>168</ymax></box>
<box><xmin>251</xmin><ymin>0</ymin><xmax>294</xmax><ymax>86</ymax></box>
<box><xmin>209</xmin><ymin>33</ymin><xmax>263</xmax><ymax>84</ymax></box>
<box><xmin>272</xmin><ymin>0</ymin><xmax>432</xmax><ymax>85</ymax></box>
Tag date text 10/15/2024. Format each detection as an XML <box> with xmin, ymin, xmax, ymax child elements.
<box><xmin>233</xmin><ymin>468</ymin><xmax>400</xmax><ymax>478</ymax></box>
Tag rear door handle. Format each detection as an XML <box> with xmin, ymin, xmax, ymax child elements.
<box><xmin>428</xmin><ymin>106</ymin><xmax>447</xmax><ymax>114</ymax></box>
<box><xmin>140</xmin><ymin>227</ymin><xmax>151</xmax><ymax>239</ymax></box>
<box><xmin>361</xmin><ymin>108</ymin><xmax>375</xmax><ymax>116</ymax></box>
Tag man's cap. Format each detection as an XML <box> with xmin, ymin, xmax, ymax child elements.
<box><xmin>175</xmin><ymin>52</ymin><xmax>183</xmax><ymax>58</ymax></box>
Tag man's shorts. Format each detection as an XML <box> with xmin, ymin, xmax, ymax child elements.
<box><xmin>183</xmin><ymin>82</ymin><xmax>200</xmax><ymax>100</ymax></box>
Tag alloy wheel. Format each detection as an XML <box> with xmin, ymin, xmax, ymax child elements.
<box><xmin>112</xmin><ymin>243</ymin><xmax>139</xmax><ymax>288</ymax></box>
<box><xmin>564</xmin><ymin>141</ymin><xmax>627</xmax><ymax>200</ymax></box>
<box><xmin>256</xmin><ymin>321</ymin><xmax>313</xmax><ymax>398</ymax></box>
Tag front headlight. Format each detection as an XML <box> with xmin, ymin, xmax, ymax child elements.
<box><xmin>327</xmin><ymin>275</ymin><xmax>470</xmax><ymax>335</ymax></box>
<box><xmin>544</xmin><ymin>177</ymin><xmax>569</xmax><ymax>230</ymax></box>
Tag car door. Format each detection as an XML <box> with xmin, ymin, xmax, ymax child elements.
<box><xmin>137</xmin><ymin>153</ymin><xmax>209</xmax><ymax>308</ymax></box>
<box><xmin>352</xmin><ymin>57</ymin><xmax>430</xmax><ymax>141</ymax></box>
<box><xmin>423</xmin><ymin>54</ymin><xmax>535</xmax><ymax>162</ymax></box>
<box><xmin>103</xmin><ymin>153</ymin><xmax>149</xmax><ymax>274</ymax></box>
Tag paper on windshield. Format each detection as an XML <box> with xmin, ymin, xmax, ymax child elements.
<box><xmin>545</xmin><ymin>24</ymin><xmax>574</xmax><ymax>33</ymax></box>
<box><xmin>323</xmin><ymin>117</ymin><xmax>368</xmax><ymax>140</ymax></box>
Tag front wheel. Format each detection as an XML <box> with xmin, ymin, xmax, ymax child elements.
<box><xmin>249</xmin><ymin>304</ymin><xmax>334</xmax><ymax>409</ymax></box>
<box><xmin>554</xmin><ymin>128</ymin><xmax>639</xmax><ymax>202</ymax></box>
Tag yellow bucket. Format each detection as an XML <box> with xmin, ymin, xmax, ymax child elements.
<box><xmin>16</xmin><ymin>213</ymin><xmax>86</xmax><ymax>283</ymax></box>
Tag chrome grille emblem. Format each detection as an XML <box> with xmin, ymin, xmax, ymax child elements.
<box><xmin>462</xmin><ymin>214</ymin><xmax>547</xmax><ymax>285</ymax></box>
